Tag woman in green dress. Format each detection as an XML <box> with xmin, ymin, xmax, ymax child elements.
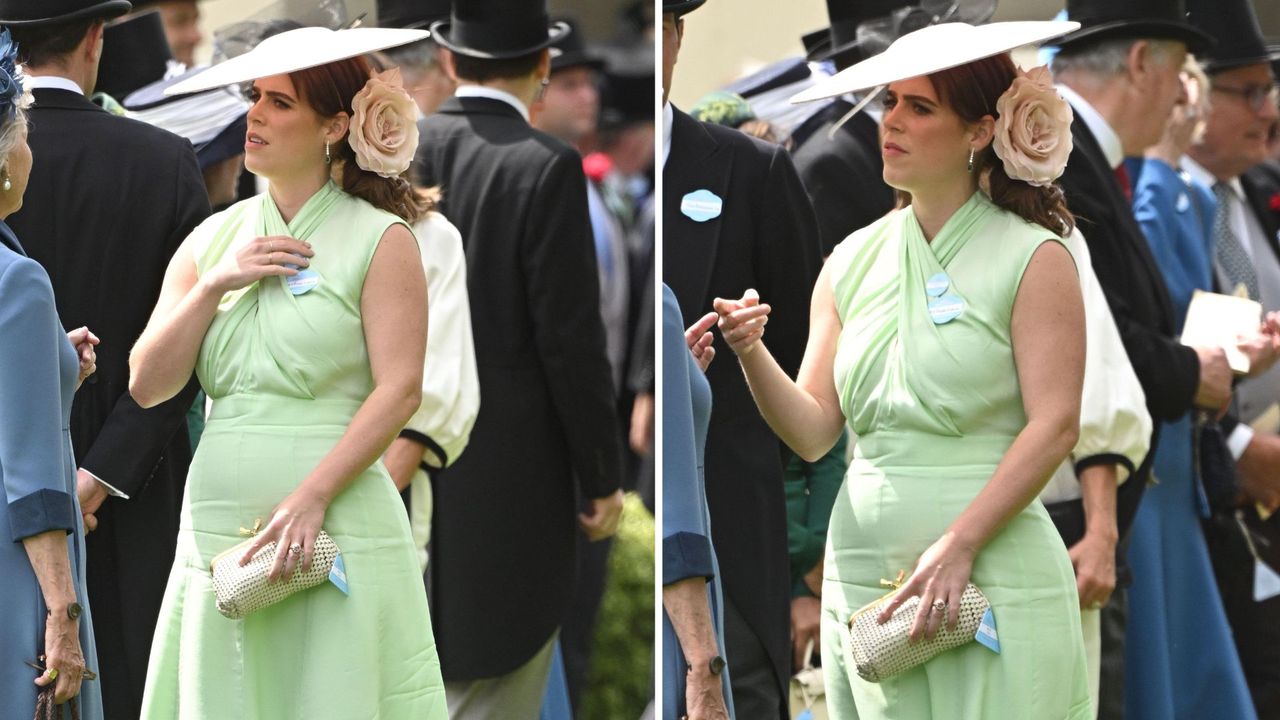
<box><xmin>716</xmin><ymin>22</ymin><xmax>1093</xmax><ymax>719</ymax></box>
<box><xmin>126</xmin><ymin>28</ymin><xmax>447</xmax><ymax>718</ymax></box>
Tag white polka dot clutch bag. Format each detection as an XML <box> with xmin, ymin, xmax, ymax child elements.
<box><xmin>847</xmin><ymin>574</ymin><xmax>990</xmax><ymax>683</ymax></box>
<box><xmin>209</xmin><ymin>529</ymin><xmax>342</xmax><ymax>619</ymax></box>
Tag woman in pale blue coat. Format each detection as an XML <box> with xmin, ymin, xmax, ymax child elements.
<box><xmin>662</xmin><ymin>284</ymin><xmax>734</xmax><ymax>720</ymax></box>
<box><xmin>0</xmin><ymin>37</ymin><xmax>103</xmax><ymax>717</ymax></box>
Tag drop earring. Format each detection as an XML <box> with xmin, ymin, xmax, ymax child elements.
<box><xmin>967</xmin><ymin>147</ymin><xmax>975</xmax><ymax>173</ymax></box>
<box><xmin>325</xmin><ymin>142</ymin><xmax>331</xmax><ymax>164</ymax></box>
<box><xmin>2</xmin><ymin>173</ymin><xmax>10</xmax><ymax>191</ymax></box>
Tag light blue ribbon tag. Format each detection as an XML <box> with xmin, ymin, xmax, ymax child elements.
<box><xmin>680</xmin><ymin>189</ymin><xmax>723</xmax><ymax>222</ymax></box>
<box><xmin>797</xmin><ymin>710</ymin><xmax>814</xmax><ymax>720</ymax></box>
<box><xmin>925</xmin><ymin>272</ymin><xmax>950</xmax><ymax>297</ymax></box>
<box><xmin>328</xmin><ymin>553</ymin><xmax>349</xmax><ymax>595</ymax></box>
<box><xmin>928</xmin><ymin>294</ymin><xmax>965</xmax><ymax>324</ymax></box>
<box><xmin>1254</xmin><ymin>559</ymin><xmax>1280</xmax><ymax>602</ymax></box>
<box><xmin>1175</xmin><ymin>193</ymin><xmax>1190</xmax><ymax>213</ymax></box>
<box><xmin>975</xmin><ymin>607</ymin><xmax>1000</xmax><ymax>653</ymax></box>
<box><xmin>286</xmin><ymin>268</ymin><xmax>321</xmax><ymax>296</ymax></box>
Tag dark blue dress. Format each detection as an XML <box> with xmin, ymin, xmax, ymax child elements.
<box><xmin>661</xmin><ymin>284</ymin><xmax>734</xmax><ymax>719</ymax></box>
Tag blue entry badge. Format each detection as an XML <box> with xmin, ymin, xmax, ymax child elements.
<box><xmin>925</xmin><ymin>272</ymin><xmax>950</xmax><ymax>297</ymax></box>
<box><xmin>797</xmin><ymin>710</ymin><xmax>814</xmax><ymax>720</ymax></box>
<box><xmin>928</xmin><ymin>294</ymin><xmax>965</xmax><ymax>324</ymax></box>
<box><xmin>1176</xmin><ymin>193</ymin><xmax>1191</xmax><ymax>213</ymax></box>
<box><xmin>975</xmin><ymin>607</ymin><xmax>1000</xmax><ymax>653</ymax></box>
<box><xmin>680</xmin><ymin>189</ymin><xmax>723</xmax><ymax>222</ymax></box>
<box><xmin>285</xmin><ymin>266</ymin><xmax>321</xmax><ymax>295</ymax></box>
<box><xmin>329</xmin><ymin>553</ymin><xmax>349</xmax><ymax>595</ymax></box>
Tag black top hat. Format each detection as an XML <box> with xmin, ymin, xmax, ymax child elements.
<box><xmin>376</xmin><ymin>0</ymin><xmax>449</xmax><ymax>31</ymax></box>
<box><xmin>600</xmin><ymin>65</ymin><xmax>654</xmax><ymax>129</ymax></box>
<box><xmin>1051</xmin><ymin>0</ymin><xmax>1213</xmax><ymax>54</ymax></box>
<box><xmin>430</xmin><ymin>0</ymin><xmax>568</xmax><ymax>60</ymax></box>
<box><xmin>808</xmin><ymin>0</ymin><xmax>912</xmax><ymax>64</ymax></box>
<box><xmin>0</xmin><ymin>0</ymin><xmax>131</xmax><ymax>27</ymax></box>
<box><xmin>550</xmin><ymin>17</ymin><xmax>603</xmax><ymax>73</ymax></box>
<box><xmin>663</xmin><ymin>0</ymin><xmax>705</xmax><ymax>19</ymax></box>
<box><xmin>96</xmin><ymin>10</ymin><xmax>172</xmax><ymax>100</ymax></box>
<box><xmin>1186</xmin><ymin>0</ymin><xmax>1280</xmax><ymax>73</ymax></box>
<box><xmin>800</xmin><ymin>27</ymin><xmax>830</xmax><ymax>59</ymax></box>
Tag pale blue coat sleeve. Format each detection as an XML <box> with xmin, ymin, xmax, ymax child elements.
<box><xmin>0</xmin><ymin>257</ymin><xmax>76</xmax><ymax>541</ymax></box>
<box><xmin>661</xmin><ymin>287</ymin><xmax>714</xmax><ymax>586</ymax></box>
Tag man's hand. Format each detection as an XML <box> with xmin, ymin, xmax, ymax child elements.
<box><xmin>578</xmin><ymin>489</ymin><xmax>624</xmax><ymax>541</ymax></box>
<box><xmin>384</xmin><ymin>436</ymin><xmax>427</xmax><ymax>493</ymax></box>
<box><xmin>1239</xmin><ymin>332</ymin><xmax>1280</xmax><ymax>379</ymax></box>
<box><xmin>791</xmin><ymin>595</ymin><xmax>821</xmax><ymax>672</ymax></box>
<box><xmin>1194</xmin><ymin>346</ymin><xmax>1233</xmax><ymax>411</ymax></box>
<box><xmin>1238</xmin><ymin>433</ymin><xmax>1280</xmax><ymax>513</ymax></box>
<box><xmin>630</xmin><ymin>392</ymin><xmax>654</xmax><ymax>455</ymax></box>
<box><xmin>75</xmin><ymin>469</ymin><xmax>107</xmax><ymax>516</ymax></box>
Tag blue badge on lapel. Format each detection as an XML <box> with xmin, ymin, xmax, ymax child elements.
<box><xmin>681</xmin><ymin>189</ymin><xmax>723</xmax><ymax>222</ymax></box>
<box><xmin>1176</xmin><ymin>193</ymin><xmax>1190</xmax><ymax>213</ymax></box>
<box><xmin>286</xmin><ymin>267</ymin><xmax>321</xmax><ymax>296</ymax></box>
<box><xmin>926</xmin><ymin>272</ymin><xmax>950</xmax><ymax>297</ymax></box>
<box><xmin>928</xmin><ymin>294</ymin><xmax>965</xmax><ymax>324</ymax></box>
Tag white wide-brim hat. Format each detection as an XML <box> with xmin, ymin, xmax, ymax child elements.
<box><xmin>790</xmin><ymin>20</ymin><xmax>1080</xmax><ymax>105</ymax></box>
<box><xmin>165</xmin><ymin>26</ymin><xmax>429</xmax><ymax>96</ymax></box>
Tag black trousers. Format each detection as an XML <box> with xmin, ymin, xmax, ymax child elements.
<box><xmin>724</xmin><ymin>595</ymin><xmax>787</xmax><ymax>719</ymax></box>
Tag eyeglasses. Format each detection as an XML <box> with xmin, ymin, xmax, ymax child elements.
<box><xmin>1211</xmin><ymin>83</ymin><xmax>1280</xmax><ymax>114</ymax></box>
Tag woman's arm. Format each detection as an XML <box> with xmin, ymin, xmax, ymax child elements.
<box><xmin>23</xmin><ymin>530</ymin><xmax>85</xmax><ymax>703</ymax></box>
<box><xmin>880</xmin><ymin>240</ymin><xmax>1085</xmax><ymax>639</ymax></box>
<box><xmin>714</xmin><ymin>261</ymin><xmax>846</xmax><ymax>462</ymax></box>
<box><xmin>243</xmin><ymin>224</ymin><xmax>426</xmax><ymax>580</ymax></box>
<box><xmin>130</xmin><ymin>234</ymin><xmax>313</xmax><ymax>407</ymax></box>
<box><xmin>663</xmin><ymin>578</ymin><xmax>730</xmax><ymax>720</ymax></box>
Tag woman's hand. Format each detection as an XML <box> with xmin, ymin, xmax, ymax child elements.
<box><xmin>683</xmin><ymin>662</ymin><xmax>730</xmax><ymax>720</ymax></box>
<box><xmin>66</xmin><ymin>327</ymin><xmax>99</xmax><ymax>389</ymax></box>
<box><xmin>35</xmin><ymin>612</ymin><xmax>85</xmax><ymax>704</ymax></box>
<box><xmin>877</xmin><ymin>531</ymin><xmax>977</xmax><ymax>641</ymax></box>
<box><xmin>239</xmin><ymin>485</ymin><xmax>331</xmax><ymax>582</ymax></box>
<box><xmin>712</xmin><ymin>289</ymin><xmax>771</xmax><ymax>358</ymax></box>
<box><xmin>200</xmin><ymin>235</ymin><xmax>314</xmax><ymax>296</ymax></box>
<box><xmin>685</xmin><ymin>311</ymin><xmax>718</xmax><ymax>373</ymax></box>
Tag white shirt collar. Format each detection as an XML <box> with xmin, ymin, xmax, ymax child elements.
<box><xmin>454</xmin><ymin>85</ymin><xmax>529</xmax><ymax>122</ymax></box>
<box><xmin>26</xmin><ymin>75</ymin><xmax>85</xmax><ymax>96</ymax></box>
<box><xmin>1181</xmin><ymin>154</ymin><xmax>1245</xmax><ymax>198</ymax></box>
<box><xmin>662</xmin><ymin>102</ymin><xmax>673</xmax><ymax>169</ymax></box>
<box><xmin>1057</xmin><ymin>83</ymin><xmax>1123</xmax><ymax>170</ymax></box>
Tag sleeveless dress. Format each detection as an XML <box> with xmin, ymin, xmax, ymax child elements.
<box><xmin>141</xmin><ymin>182</ymin><xmax>447</xmax><ymax>719</ymax></box>
<box><xmin>821</xmin><ymin>192</ymin><xmax>1092</xmax><ymax>719</ymax></box>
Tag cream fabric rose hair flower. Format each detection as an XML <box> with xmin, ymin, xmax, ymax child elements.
<box><xmin>348</xmin><ymin>68</ymin><xmax>418</xmax><ymax>178</ymax></box>
<box><xmin>991</xmin><ymin>65</ymin><xmax>1073</xmax><ymax>187</ymax></box>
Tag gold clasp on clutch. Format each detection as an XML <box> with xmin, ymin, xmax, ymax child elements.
<box><xmin>849</xmin><ymin>570</ymin><xmax>908</xmax><ymax>626</ymax></box>
<box><xmin>238</xmin><ymin>518</ymin><xmax>263</xmax><ymax>537</ymax></box>
<box><xmin>879</xmin><ymin>570</ymin><xmax>906</xmax><ymax>591</ymax></box>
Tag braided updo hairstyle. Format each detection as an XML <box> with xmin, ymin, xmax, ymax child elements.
<box><xmin>914</xmin><ymin>53</ymin><xmax>1075</xmax><ymax>237</ymax></box>
<box><xmin>290</xmin><ymin>56</ymin><xmax>432</xmax><ymax>224</ymax></box>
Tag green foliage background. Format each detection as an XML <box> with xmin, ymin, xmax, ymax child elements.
<box><xmin>580</xmin><ymin>493</ymin><xmax>655</xmax><ymax>719</ymax></box>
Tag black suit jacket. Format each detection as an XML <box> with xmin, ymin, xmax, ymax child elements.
<box><xmin>7</xmin><ymin>87</ymin><xmax>209</xmax><ymax>717</ymax></box>
<box><xmin>791</xmin><ymin>100</ymin><xmax>895</xmax><ymax>255</ymax></box>
<box><xmin>1058</xmin><ymin>111</ymin><xmax>1198</xmax><ymax>537</ymax></box>
<box><xmin>663</xmin><ymin>105</ymin><xmax>822</xmax><ymax>709</ymax></box>
<box><xmin>413</xmin><ymin>96</ymin><xmax>623</xmax><ymax>680</ymax></box>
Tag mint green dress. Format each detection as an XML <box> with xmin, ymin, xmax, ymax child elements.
<box><xmin>140</xmin><ymin>182</ymin><xmax>448</xmax><ymax>719</ymax></box>
<box><xmin>822</xmin><ymin>192</ymin><xmax>1091</xmax><ymax>718</ymax></box>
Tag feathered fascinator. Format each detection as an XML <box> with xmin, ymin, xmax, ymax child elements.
<box><xmin>0</xmin><ymin>29</ymin><xmax>33</xmax><ymax>122</ymax></box>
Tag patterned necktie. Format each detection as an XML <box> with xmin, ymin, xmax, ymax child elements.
<box><xmin>1213</xmin><ymin>182</ymin><xmax>1260</xmax><ymax>301</ymax></box>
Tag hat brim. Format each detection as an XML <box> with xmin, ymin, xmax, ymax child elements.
<box><xmin>552</xmin><ymin>49</ymin><xmax>605</xmax><ymax>73</ymax></box>
<box><xmin>1049</xmin><ymin>19</ymin><xmax>1214</xmax><ymax>55</ymax></box>
<box><xmin>164</xmin><ymin>27</ymin><xmax>430</xmax><ymax>96</ymax></box>
<box><xmin>430</xmin><ymin>20</ymin><xmax>569</xmax><ymax>60</ymax></box>
<box><xmin>1202</xmin><ymin>48</ymin><xmax>1280</xmax><ymax>74</ymax></box>
<box><xmin>808</xmin><ymin>35</ymin><xmax>862</xmax><ymax>64</ymax></box>
<box><xmin>664</xmin><ymin>0</ymin><xmax>705</xmax><ymax>19</ymax></box>
<box><xmin>0</xmin><ymin>0</ymin><xmax>132</xmax><ymax>27</ymax></box>
<box><xmin>791</xmin><ymin>20</ymin><xmax>1080</xmax><ymax>105</ymax></box>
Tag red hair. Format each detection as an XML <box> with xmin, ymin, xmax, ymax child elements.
<box><xmin>290</xmin><ymin>56</ymin><xmax>432</xmax><ymax>223</ymax></box>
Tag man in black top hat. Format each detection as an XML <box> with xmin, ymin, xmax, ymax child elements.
<box><xmin>1179</xmin><ymin>0</ymin><xmax>1280</xmax><ymax>713</ymax></box>
<box><xmin>0</xmin><ymin>1</ymin><xmax>209</xmax><ymax>717</ymax></box>
<box><xmin>1047</xmin><ymin>1</ymin><xmax>1225</xmax><ymax>717</ymax></box>
<box><xmin>413</xmin><ymin>2</ymin><xmax>624</xmax><ymax>717</ymax></box>
<box><xmin>95</xmin><ymin>9</ymin><xmax>171</xmax><ymax>102</ymax></box>
<box><xmin>376</xmin><ymin>0</ymin><xmax>455</xmax><ymax>116</ymax></box>
<box><xmin>664</xmin><ymin>1</ymin><xmax>822</xmax><ymax>717</ymax></box>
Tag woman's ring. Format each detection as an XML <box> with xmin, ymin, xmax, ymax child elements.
<box><xmin>288</xmin><ymin>543</ymin><xmax>303</xmax><ymax>556</ymax></box>
<box><xmin>931</xmin><ymin>599</ymin><xmax>947</xmax><ymax>613</ymax></box>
